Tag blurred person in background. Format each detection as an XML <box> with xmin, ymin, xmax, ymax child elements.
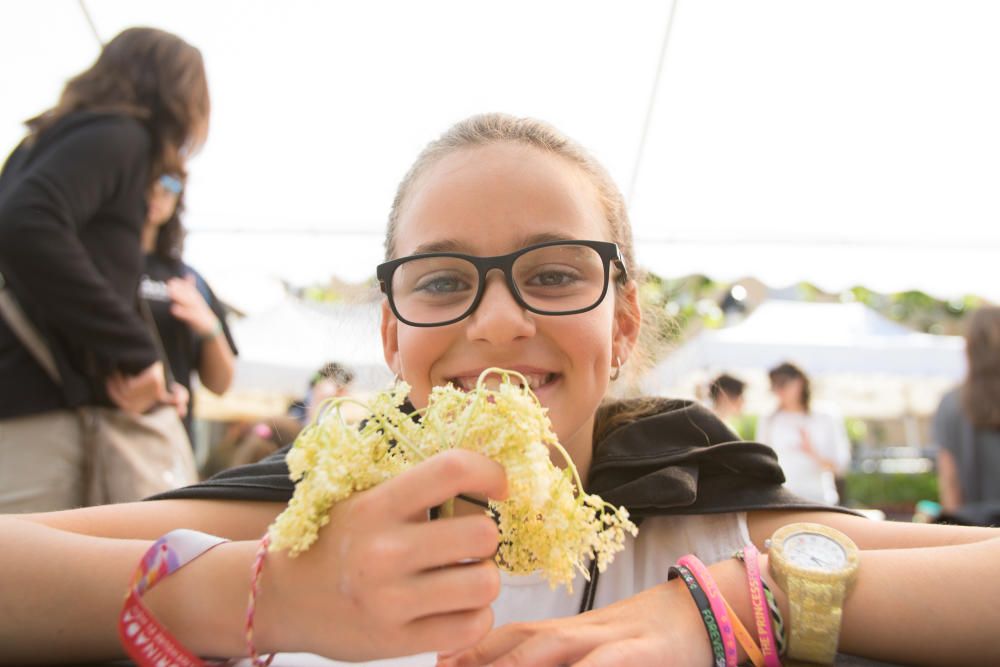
<box><xmin>0</xmin><ymin>27</ymin><xmax>210</xmax><ymax>512</ymax></box>
<box><xmin>288</xmin><ymin>361</ymin><xmax>356</xmax><ymax>426</ymax></box>
<box><xmin>756</xmin><ymin>361</ymin><xmax>851</xmax><ymax>504</ymax></box>
<box><xmin>140</xmin><ymin>173</ymin><xmax>237</xmax><ymax>444</ymax></box>
<box><xmin>227</xmin><ymin>416</ymin><xmax>302</xmax><ymax>469</ymax></box>
<box><xmin>934</xmin><ymin>307</ymin><xmax>1000</xmax><ymax>524</ymax></box>
<box><xmin>707</xmin><ymin>372</ymin><xmax>755</xmax><ymax>440</ymax></box>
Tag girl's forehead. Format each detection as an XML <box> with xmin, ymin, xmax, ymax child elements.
<box><xmin>395</xmin><ymin>144</ymin><xmax>609</xmax><ymax>256</ymax></box>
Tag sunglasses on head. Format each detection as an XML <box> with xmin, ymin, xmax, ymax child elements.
<box><xmin>158</xmin><ymin>174</ymin><xmax>183</xmax><ymax>195</ymax></box>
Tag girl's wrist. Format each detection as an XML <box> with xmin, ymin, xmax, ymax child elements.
<box><xmin>197</xmin><ymin>317</ymin><xmax>223</xmax><ymax>340</ymax></box>
<box><xmin>142</xmin><ymin>539</ymin><xmax>262</xmax><ymax>657</ymax></box>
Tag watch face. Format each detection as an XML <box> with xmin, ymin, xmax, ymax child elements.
<box><xmin>783</xmin><ymin>531</ymin><xmax>847</xmax><ymax>572</ymax></box>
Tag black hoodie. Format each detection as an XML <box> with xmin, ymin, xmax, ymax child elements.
<box><xmin>152</xmin><ymin>397</ymin><xmax>856</xmax><ymax>521</ymax></box>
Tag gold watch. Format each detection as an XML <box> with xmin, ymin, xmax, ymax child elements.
<box><xmin>766</xmin><ymin>522</ymin><xmax>860</xmax><ymax>665</ymax></box>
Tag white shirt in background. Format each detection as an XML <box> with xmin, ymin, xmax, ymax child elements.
<box><xmin>755</xmin><ymin>403</ymin><xmax>852</xmax><ymax>504</ymax></box>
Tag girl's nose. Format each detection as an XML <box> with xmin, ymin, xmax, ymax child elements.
<box><xmin>464</xmin><ymin>271</ymin><xmax>536</xmax><ymax>343</ymax></box>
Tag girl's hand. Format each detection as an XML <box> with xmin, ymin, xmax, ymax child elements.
<box><xmin>437</xmin><ymin>580</ymin><xmax>712</xmax><ymax>667</ymax></box>
<box><xmin>164</xmin><ymin>382</ymin><xmax>189</xmax><ymax>419</ymax></box>
<box><xmin>167</xmin><ymin>275</ymin><xmax>218</xmax><ymax>336</ymax></box>
<box><xmin>798</xmin><ymin>426</ymin><xmax>816</xmax><ymax>456</ymax></box>
<box><xmin>258</xmin><ymin>449</ymin><xmax>510</xmax><ymax>661</ymax></box>
<box><xmin>105</xmin><ymin>361</ymin><xmax>169</xmax><ymax>414</ymax></box>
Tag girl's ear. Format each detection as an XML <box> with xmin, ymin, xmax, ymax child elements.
<box><xmin>380</xmin><ymin>299</ymin><xmax>402</xmax><ymax>376</ymax></box>
<box><xmin>612</xmin><ymin>280</ymin><xmax>642</xmax><ymax>365</ymax></box>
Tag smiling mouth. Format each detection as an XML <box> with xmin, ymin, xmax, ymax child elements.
<box><xmin>447</xmin><ymin>371</ymin><xmax>560</xmax><ymax>393</ymax></box>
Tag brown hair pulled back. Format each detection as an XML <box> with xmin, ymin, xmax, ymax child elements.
<box><xmin>385</xmin><ymin>113</ymin><xmax>670</xmax><ymax>444</ymax></box>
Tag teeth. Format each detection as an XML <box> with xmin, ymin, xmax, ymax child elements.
<box><xmin>449</xmin><ymin>373</ymin><xmax>554</xmax><ymax>392</ymax></box>
<box><xmin>521</xmin><ymin>373</ymin><xmax>549</xmax><ymax>390</ymax></box>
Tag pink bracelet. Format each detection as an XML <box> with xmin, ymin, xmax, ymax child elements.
<box><xmin>739</xmin><ymin>545</ymin><xmax>782</xmax><ymax>667</ymax></box>
<box><xmin>119</xmin><ymin>529</ymin><xmax>230</xmax><ymax>667</ymax></box>
<box><xmin>677</xmin><ymin>554</ymin><xmax>739</xmax><ymax>667</ymax></box>
<box><xmin>245</xmin><ymin>533</ymin><xmax>276</xmax><ymax>666</ymax></box>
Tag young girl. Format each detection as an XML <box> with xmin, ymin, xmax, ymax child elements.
<box><xmin>1</xmin><ymin>114</ymin><xmax>998</xmax><ymax>665</ymax></box>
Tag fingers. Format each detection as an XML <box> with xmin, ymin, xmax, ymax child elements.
<box><xmin>104</xmin><ymin>363</ymin><xmax>166</xmax><ymax>414</ymax></box>
<box><xmin>105</xmin><ymin>374</ymin><xmax>135</xmax><ymax>413</ymax></box>
<box><xmin>442</xmin><ymin>623</ymin><xmax>613</xmax><ymax>667</ymax></box>
<box><xmin>375</xmin><ymin>450</ymin><xmax>508</xmax><ymax>521</ymax></box>
<box><xmin>573</xmin><ymin>639</ymin><xmax>663</xmax><ymax>667</ymax></box>
<box><xmin>399</xmin><ymin>515</ymin><xmax>501</xmax><ymax>572</ymax></box>
<box><xmin>437</xmin><ymin>623</ymin><xmax>533</xmax><ymax>667</ymax></box>
<box><xmin>383</xmin><ymin>560</ymin><xmax>500</xmax><ymax>622</ymax></box>
<box><xmin>404</xmin><ymin>607</ymin><xmax>496</xmax><ymax>658</ymax></box>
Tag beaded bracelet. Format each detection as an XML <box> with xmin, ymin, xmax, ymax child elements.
<box><xmin>245</xmin><ymin>533</ymin><xmax>276</xmax><ymax>666</ymax></box>
<box><xmin>677</xmin><ymin>555</ymin><xmax>739</xmax><ymax>667</ymax></box>
<box><xmin>734</xmin><ymin>545</ymin><xmax>781</xmax><ymax>667</ymax></box>
<box><xmin>669</xmin><ymin>564</ymin><xmax>727</xmax><ymax>667</ymax></box>
<box><xmin>119</xmin><ymin>529</ymin><xmax>230</xmax><ymax>667</ymax></box>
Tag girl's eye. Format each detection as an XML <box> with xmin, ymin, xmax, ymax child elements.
<box><xmin>415</xmin><ymin>274</ymin><xmax>472</xmax><ymax>294</ymax></box>
<box><xmin>526</xmin><ymin>269</ymin><xmax>580</xmax><ymax>287</ymax></box>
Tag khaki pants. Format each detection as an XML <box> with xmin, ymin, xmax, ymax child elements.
<box><xmin>0</xmin><ymin>410</ymin><xmax>88</xmax><ymax>513</ymax></box>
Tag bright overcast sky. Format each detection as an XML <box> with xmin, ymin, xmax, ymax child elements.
<box><xmin>2</xmin><ymin>0</ymin><xmax>996</xmax><ymax>308</ymax></box>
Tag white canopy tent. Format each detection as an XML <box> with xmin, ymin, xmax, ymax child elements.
<box><xmin>1</xmin><ymin>0</ymin><xmax>997</xmax><ymax>311</ymax></box>
<box><xmin>645</xmin><ymin>300</ymin><xmax>966</xmax><ymax>418</ymax></box>
<box><xmin>228</xmin><ymin>297</ymin><xmax>392</xmax><ymax>397</ymax></box>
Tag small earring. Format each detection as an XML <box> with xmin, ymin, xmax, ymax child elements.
<box><xmin>610</xmin><ymin>355</ymin><xmax>622</xmax><ymax>382</ymax></box>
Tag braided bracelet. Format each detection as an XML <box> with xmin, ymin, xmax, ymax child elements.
<box><xmin>761</xmin><ymin>579</ymin><xmax>787</xmax><ymax>656</ymax></box>
<box><xmin>119</xmin><ymin>529</ymin><xmax>230</xmax><ymax>667</ymax></box>
<box><xmin>246</xmin><ymin>533</ymin><xmax>276</xmax><ymax>666</ymax></box>
<box><xmin>669</xmin><ymin>564</ymin><xmax>727</xmax><ymax>667</ymax></box>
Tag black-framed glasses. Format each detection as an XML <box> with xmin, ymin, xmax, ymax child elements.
<box><xmin>376</xmin><ymin>239</ymin><xmax>628</xmax><ymax>327</ymax></box>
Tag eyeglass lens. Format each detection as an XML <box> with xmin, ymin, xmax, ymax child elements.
<box><xmin>390</xmin><ymin>243</ymin><xmax>608</xmax><ymax>325</ymax></box>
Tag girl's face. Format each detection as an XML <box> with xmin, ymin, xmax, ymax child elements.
<box><xmin>381</xmin><ymin>143</ymin><xmax>639</xmax><ymax>469</ymax></box>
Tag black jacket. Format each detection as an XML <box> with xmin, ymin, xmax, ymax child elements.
<box><xmin>152</xmin><ymin>397</ymin><xmax>855</xmax><ymax>520</ymax></box>
<box><xmin>0</xmin><ymin>111</ymin><xmax>159</xmax><ymax>417</ymax></box>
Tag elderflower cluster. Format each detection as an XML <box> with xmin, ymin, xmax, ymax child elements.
<box><xmin>268</xmin><ymin>368</ymin><xmax>638</xmax><ymax>590</ymax></box>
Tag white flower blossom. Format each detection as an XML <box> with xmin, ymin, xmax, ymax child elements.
<box><xmin>268</xmin><ymin>368</ymin><xmax>638</xmax><ymax>591</ymax></box>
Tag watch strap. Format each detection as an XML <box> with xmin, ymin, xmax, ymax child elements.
<box><xmin>785</xmin><ymin>572</ymin><xmax>849</xmax><ymax>664</ymax></box>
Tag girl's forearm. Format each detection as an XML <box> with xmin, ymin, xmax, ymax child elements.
<box><xmin>710</xmin><ymin>537</ymin><xmax>1000</xmax><ymax>666</ymax></box>
<box><xmin>198</xmin><ymin>331</ymin><xmax>236</xmax><ymax>394</ymax></box>
<box><xmin>0</xmin><ymin>517</ymin><xmax>258</xmax><ymax>663</ymax></box>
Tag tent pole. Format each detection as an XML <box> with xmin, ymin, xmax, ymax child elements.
<box><xmin>77</xmin><ymin>0</ymin><xmax>104</xmax><ymax>47</ymax></box>
<box><xmin>627</xmin><ymin>0</ymin><xmax>681</xmax><ymax>204</ymax></box>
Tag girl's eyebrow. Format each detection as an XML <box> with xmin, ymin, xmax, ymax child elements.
<box><xmin>410</xmin><ymin>232</ymin><xmax>577</xmax><ymax>256</ymax></box>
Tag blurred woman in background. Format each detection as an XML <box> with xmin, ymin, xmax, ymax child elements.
<box><xmin>0</xmin><ymin>27</ymin><xmax>210</xmax><ymax>511</ymax></box>
<box><xmin>756</xmin><ymin>361</ymin><xmax>852</xmax><ymax>504</ymax></box>
<box><xmin>935</xmin><ymin>307</ymin><xmax>1000</xmax><ymax>521</ymax></box>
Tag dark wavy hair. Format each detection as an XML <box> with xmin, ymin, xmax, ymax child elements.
<box><xmin>769</xmin><ymin>361</ymin><xmax>811</xmax><ymax>413</ymax></box>
<box><xmin>709</xmin><ymin>373</ymin><xmax>746</xmax><ymax>403</ymax></box>
<box><xmin>960</xmin><ymin>307</ymin><xmax>1000</xmax><ymax>429</ymax></box>
<box><xmin>25</xmin><ymin>27</ymin><xmax>209</xmax><ymax>182</ymax></box>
